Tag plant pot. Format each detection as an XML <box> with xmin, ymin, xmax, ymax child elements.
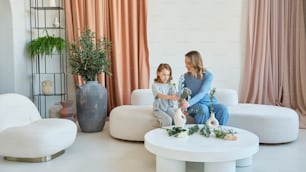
<box><xmin>59</xmin><ymin>100</ymin><xmax>74</xmax><ymax>121</ymax></box>
<box><xmin>76</xmin><ymin>81</ymin><xmax>107</xmax><ymax>132</ymax></box>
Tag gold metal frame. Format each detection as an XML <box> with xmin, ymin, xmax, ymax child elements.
<box><xmin>4</xmin><ymin>150</ymin><xmax>65</xmax><ymax>163</ymax></box>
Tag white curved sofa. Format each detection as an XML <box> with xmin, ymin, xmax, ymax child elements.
<box><xmin>109</xmin><ymin>89</ymin><xmax>299</xmax><ymax>144</ymax></box>
<box><xmin>0</xmin><ymin>93</ymin><xmax>77</xmax><ymax>162</ymax></box>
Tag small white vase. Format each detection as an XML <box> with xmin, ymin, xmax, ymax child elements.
<box><xmin>53</xmin><ymin>17</ymin><xmax>60</xmax><ymax>27</ymax></box>
<box><xmin>174</xmin><ymin>108</ymin><xmax>186</xmax><ymax>128</ymax></box>
<box><xmin>206</xmin><ymin>112</ymin><xmax>219</xmax><ymax>129</ymax></box>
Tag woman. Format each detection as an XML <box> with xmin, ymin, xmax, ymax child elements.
<box><xmin>180</xmin><ymin>50</ymin><xmax>229</xmax><ymax>125</ymax></box>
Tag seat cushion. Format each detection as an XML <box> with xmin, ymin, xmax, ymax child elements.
<box><xmin>228</xmin><ymin>104</ymin><xmax>299</xmax><ymax>143</ymax></box>
<box><xmin>0</xmin><ymin>118</ymin><xmax>77</xmax><ymax>158</ymax></box>
<box><xmin>109</xmin><ymin>105</ymin><xmax>160</xmax><ymax>141</ymax></box>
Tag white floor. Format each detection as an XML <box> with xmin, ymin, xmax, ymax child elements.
<box><xmin>0</xmin><ymin>122</ymin><xmax>305</xmax><ymax>172</ymax></box>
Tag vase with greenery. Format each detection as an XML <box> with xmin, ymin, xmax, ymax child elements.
<box><xmin>205</xmin><ymin>88</ymin><xmax>219</xmax><ymax>129</ymax></box>
<box><xmin>68</xmin><ymin>28</ymin><xmax>112</xmax><ymax>132</ymax></box>
<box><xmin>28</xmin><ymin>30</ymin><xmax>65</xmax><ymax>57</ymax></box>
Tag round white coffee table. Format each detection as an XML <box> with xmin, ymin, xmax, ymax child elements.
<box><xmin>144</xmin><ymin>125</ymin><xmax>259</xmax><ymax>172</ymax></box>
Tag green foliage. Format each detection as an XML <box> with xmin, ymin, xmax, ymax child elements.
<box><xmin>166</xmin><ymin>127</ymin><xmax>187</xmax><ymax>137</ymax></box>
<box><xmin>213</xmin><ymin>128</ymin><xmax>227</xmax><ymax>139</ymax></box>
<box><xmin>188</xmin><ymin>124</ymin><xmax>200</xmax><ymax>135</ymax></box>
<box><xmin>165</xmin><ymin>124</ymin><xmax>237</xmax><ymax>140</ymax></box>
<box><xmin>199</xmin><ymin>124</ymin><xmax>211</xmax><ymax>137</ymax></box>
<box><xmin>213</xmin><ymin>127</ymin><xmax>237</xmax><ymax>139</ymax></box>
<box><xmin>209</xmin><ymin>88</ymin><xmax>216</xmax><ymax>113</ymax></box>
<box><xmin>69</xmin><ymin>28</ymin><xmax>112</xmax><ymax>81</ymax></box>
<box><xmin>180</xmin><ymin>87</ymin><xmax>192</xmax><ymax>100</ymax></box>
<box><xmin>28</xmin><ymin>31</ymin><xmax>65</xmax><ymax>57</ymax></box>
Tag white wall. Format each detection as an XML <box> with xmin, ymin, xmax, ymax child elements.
<box><xmin>0</xmin><ymin>0</ymin><xmax>14</xmax><ymax>93</ymax></box>
<box><xmin>0</xmin><ymin>0</ymin><xmax>30</xmax><ymax>96</ymax></box>
<box><xmin>1</xmin><ymin>0</ymin><xmax>248</xmax><ymax>102</ymax></box>
<box><xmin>148</xmin><ymin>0</ymin><xmax>248</xmax><ymax>91</ymax></box>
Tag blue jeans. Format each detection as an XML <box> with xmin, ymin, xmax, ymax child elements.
<box><xmin>188</xmin><ymin>103</ymin><xmax>229</xmax><ymax>125</ymax></box>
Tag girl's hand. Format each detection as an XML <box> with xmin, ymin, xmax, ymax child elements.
<box><xmin>169</xmin><ymin>95</ymin><xmax>179</xmax><ymax>101</ymax></box>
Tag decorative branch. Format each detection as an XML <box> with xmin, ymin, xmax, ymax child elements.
<box><xmin>209</xmin><ymin>88</ymin><xmax>216</xmax><ymax>113</ymax></box>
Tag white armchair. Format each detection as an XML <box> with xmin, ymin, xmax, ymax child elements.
<box><xmin>0</xmin><ymin>93</ymin><xmax>77</xmax><ymax>162</ymax></box>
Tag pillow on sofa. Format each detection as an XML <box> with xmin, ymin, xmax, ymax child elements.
<box><xmin>131</xmin><ymin>89</ymin><xmax>154</xmax><ymax>105</ymax></box>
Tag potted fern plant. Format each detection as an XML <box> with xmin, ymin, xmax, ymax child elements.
<box><xmin>68</xmin><ymin>28</ymin><xmax>112</xmax><ymax>132</ymax></box>
<box><xmin>28</xmin><ymin>30</ymin><xmax>66</xmax><ymax>95</ymax></box>
<box><xmin>28</xmin><ymin>30</ymin><xmax>65</xmax><ymax>57</ymax></box>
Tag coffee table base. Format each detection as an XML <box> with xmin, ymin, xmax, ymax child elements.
<box><xmin>204</xmin><ymin>161</ymin><xmax>235</xmax><ymax>172</ymax></box>
<box><xmin>237</xmin><ymin>157</ymin><xmax>252</xmax><ymax>167</ymax></box>
<box><xmin>156</xmin><ymin>156</ymin><xmax>185</xmax><ymax>172</ymax></box>
<box><xmin>156</xmin><ymin>156</ymin><xmax>253</xmax><ymax>172</ymax></box>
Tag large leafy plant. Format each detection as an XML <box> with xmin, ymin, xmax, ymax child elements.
<box><xmin>69</xmin><ymin>29</ymin><xmax>112</xmax><ymax>81</ymax></box>
<box><xmin>28</xmin><ymin>30</ymin><xmax>65</xmax><ymax>57</ymax></box>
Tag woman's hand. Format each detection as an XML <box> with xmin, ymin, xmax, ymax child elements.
<box><xmin>179</xmin><ymin>99</ymin><xmax>189</xmax><ymax>116</ymax></box>
<box><xmin>180</xmin><ymin>99</ymin><xmax>190</xmax><ymax>108</ymax></box>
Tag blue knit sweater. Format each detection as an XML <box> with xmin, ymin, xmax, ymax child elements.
<box><xmin>183</xmin><ymin>70</ymin><xmax>217</xmax><ymax>106</ymax></box>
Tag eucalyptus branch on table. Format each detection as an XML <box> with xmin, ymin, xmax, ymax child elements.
<box><xmin>165</xmin><ymin>127</ymin><xmax>187</xmax><ymax>137</ymax></box>
<box><xmin>213</xmin><ymin>127</ymin><xmax>238</xmax><ymax>140</ymax></box>
<box><xmin>199</xmin><ymin>124</ymin><xmax>211</xmax><ymax>137</ymax></box>
<box><xmin>165</xmin><ymin>124</ymin><xmax>238</xmax><ymax>140</ymax></box>
<box><xmin>188</xmin><ymin>124</ymin><xmax>200</xmax><ymax>135</ymax></box>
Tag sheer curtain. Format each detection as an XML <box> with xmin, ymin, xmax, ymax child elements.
<box><xmin>240</xmin><ymin>0</ymin><xmax>306</xmax><ymax>128</ymax></box>
<box><xmin>65</xmin><ymin>0</ymin><xmax>150</xmax><ymax>111</ymax></box>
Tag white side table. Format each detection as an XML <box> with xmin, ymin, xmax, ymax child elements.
<box><xmin>144</xmin><ymin>125</ymin><xmax>259</xmax><ymax>172</ymax></box>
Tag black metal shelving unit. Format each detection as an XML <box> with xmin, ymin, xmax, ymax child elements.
<box><xmin>30</xmin><ymin>0</ymin><xmax>67</xmax><ymax>118</ymax></box>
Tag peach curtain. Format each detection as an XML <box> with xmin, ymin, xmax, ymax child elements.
<box><xmin>106</xmin><ymin>0</ymin><xmax>150</xmax><ymax>106</ymax></box>
<box><xmin>240</xmin><ymin>0</ymin><xmax>306</xmax><ymax>128</ymax></box>
<box><xmin>65</xmin><ymin>0</ymin><xmax>150</xmax><ymax>111</ymax></box>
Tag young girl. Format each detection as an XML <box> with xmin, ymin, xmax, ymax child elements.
<box><xmin>152</xmin><ymin>63</ymin><xmax>179</xmax><ymax>127</ymax></box>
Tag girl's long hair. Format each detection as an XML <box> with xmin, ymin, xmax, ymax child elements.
<box><xmin>154</xmin><ymin>63</ymin><xmax>173</xmax><ymax>83</ymax></box>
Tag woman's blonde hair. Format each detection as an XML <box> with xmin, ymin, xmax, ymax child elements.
<box><xmin>185</xmin><ymin>50</ymin><xmax>205</xmax><ymax>79</ymax></box>
<box><xmin>154</xmin><ymin>63</ymin><xmax>173</xmax><ymax>83</ymax></box>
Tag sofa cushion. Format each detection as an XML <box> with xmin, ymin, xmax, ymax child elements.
<box><xmin>228</xmin><ymin>104</ymin><xmax>299</xmax><ymax>143</ymax></box>
<box><xmin>0</xmin><ymin>118</ymin><xmax>77</xmax><ymax>158</ymax></box>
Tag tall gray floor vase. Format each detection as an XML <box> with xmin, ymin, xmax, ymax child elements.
<box><xmin>76</xmin><ymin>81</ymin><xmax>108</xmax><ymax>132</ymax></box>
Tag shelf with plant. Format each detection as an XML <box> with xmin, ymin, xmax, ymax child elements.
<box><xmin>28</xmin><ymin>30</ymin><xmax>66</xmax><ymax>57</ymax></box>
